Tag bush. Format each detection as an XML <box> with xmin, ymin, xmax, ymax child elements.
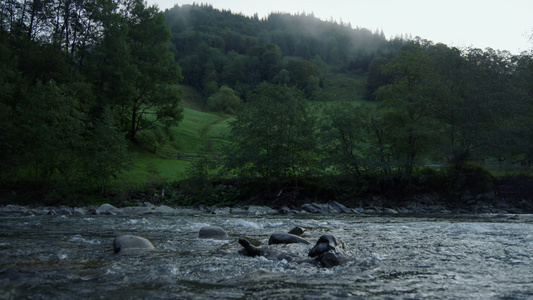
<box><xmin>446</xmin><ymin>163</ymin><xmax>494</xmax><ymax>196</ymax></box>
<box><xmin>207</xmin><ymin>86</ymin><xmax>242</xmax><ymax>114</ymax></box>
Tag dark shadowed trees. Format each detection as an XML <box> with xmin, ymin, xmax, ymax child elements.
<box><xmin>0</xmin><ymin>0</ymin><xmax>183</xmax><ymax>196</ymax></box>
<box><xmin>376</xmin><ymin>41</ymin><xmax>444</xmax><ymax>179</ymax></box>
<box><xmin>319</xmin><ymin>102</ymin><xmax>372</xmax><ymax>177</ymax></box>
<box><xmin>224</xmin><ymin>83</ymin><xmax>317</xmax><ymax>181</ymax></box>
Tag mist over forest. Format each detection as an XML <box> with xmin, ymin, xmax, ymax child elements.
<box><xmin>1</xmin><ymin>1</ymin><xmax>532</xmax><ymax>210</ymax></box>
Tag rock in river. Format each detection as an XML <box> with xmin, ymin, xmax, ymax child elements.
<box><xmin>113</xmin><ymin>235</ymin><xmax>156</xmax><ymax>253</ymax></box>
<box><xmin>199</xmin><ymin>226</ymin><xmax>228</xmax><ymax>239</ymax></box>
<box><xmin>268</xmin><ymin>233</ymin><xmax>310</xmax><ymax>245</ymax></box>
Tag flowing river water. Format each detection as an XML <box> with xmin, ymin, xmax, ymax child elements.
<box><xmin>1</xmin><ymin>212</ymin><xmax>533</xmax><ymax>299</ymax></box>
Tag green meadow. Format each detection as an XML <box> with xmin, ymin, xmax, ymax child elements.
<box><xmin>118</xmin><ymin>73</ymin><xmax>374</xmax><ymax>185</ymax></box>
<box><xmin>118</xmin><ymin>86</ymin><xmax>234</xmax><ymax>184</ymax></box>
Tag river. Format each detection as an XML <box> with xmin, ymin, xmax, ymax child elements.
<box><xmin>1</xmin><ymin>212</ymin><xmax>532</xmax><ymax>299</ymax></box>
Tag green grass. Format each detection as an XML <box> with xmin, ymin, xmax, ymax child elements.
<box><xmin>117</xmin><ymin>81</ymin><xmax>372</xmax><ymax>185</ymax></box>
<box><xmin>166</xmin><ymin>106</ymin><xmax>224</xmax><ymax>153</ymax></box>
<box><xmin>117</xmin><ymin>144</ymin><xmax>191</xmax><ymax>184</ymax></box>
<box><xmin>118</xmin><ymin>85</ymin><xmax>234</xmax><ymax>184</ymax></box>
<box><xmin>323</xmin><ymin>71</ymin><xmax>367</xmax><ymax>101</ymax></box>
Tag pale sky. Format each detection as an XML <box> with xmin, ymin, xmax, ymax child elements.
<box><xmin>147</xmin><ymin>0</ymin><xmax>533</xmax><ymax>54</ymax></box>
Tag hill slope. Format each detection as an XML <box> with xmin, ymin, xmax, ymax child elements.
<box><xmin>164</xmin><ymin>4</ymin><xmax>404</xmax><ymax>102</ymax></box>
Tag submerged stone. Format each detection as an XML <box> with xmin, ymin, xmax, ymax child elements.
<box><xmin>113</xmin><ymin>235</ymin><xmax>156</xmax><ymax>253</ymax></box>
<box><xmin>199</xmin><ymin>226</ymin><xmax>228</xmax><ymax>239</ymax></box>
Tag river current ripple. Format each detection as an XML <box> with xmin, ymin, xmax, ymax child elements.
<box><xmin>0</xmin><ymin>213</ymin><xmax>532</xmax><ymax>299</ymax></box>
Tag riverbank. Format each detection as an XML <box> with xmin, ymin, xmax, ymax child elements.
<box><xmin>1</xmin><ymin>193</ymin><xmax>531</xmax><ymax>216</ymax></box>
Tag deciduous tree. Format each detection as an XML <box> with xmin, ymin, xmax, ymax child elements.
<box><xmin>224</xmin><ymin>83</ymin><xmax>317</xmax><ymax>181</ymax></box>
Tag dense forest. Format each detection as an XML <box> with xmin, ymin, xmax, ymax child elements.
<box><xmin>1</xmin><ymin>1</ymin><xmax>532</xmax><ymax>208</ymax></box>
<box><xmin>164</xmin><ymin>4</ymin><xmax>403</xmax><ymax>101</ymax></box>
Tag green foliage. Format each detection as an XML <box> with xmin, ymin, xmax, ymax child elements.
<box><xmin>165</xmin><ymin>4</ymin><xmax>403</xmax><ymax>99</ymax></box>
<box><xmin>207</xmin><ymin>86</ymin><xmax>242</xmax><ymax>114</ymax></box>
<box><xmin>445</xmin><ymin>164</ymin><xmax>494</xmax><ymax>198</ymax></box>
<box><xmin>82</xmin><ymin>108</ymin><xmax>130</xmax><ymax>192</ymax></box>
<box><xmin>0</xmin><ymin>0</ymin><xmax>184</xmax><ymax>200</ymax></box>
<box><xmin>365</xmin><ymin>56</ymin><xmax>391</xmax><ymax>100</ymax></box>
<box><xmin>225</xmin><ymin>83</ymin><xmax>318</xmax><ymax>181</ymax></box>
<box><xmin>95</xmin><ymin>0</ymin><xmax>184</xmax><ymax>142</ymax></box>
<box><xmin>319</xmin><ymin>102</ymin><xmax>373</xmax><ymax>177</ymax></box>
<box><xmin>376</xmin><ymin>41</ymin><xmax>445</xmax><ymax>178</ymax></box>
<box><xmin>1</xmin><ymin>1</ymin><xmax>532</xmax><ymax>207</ymax></box>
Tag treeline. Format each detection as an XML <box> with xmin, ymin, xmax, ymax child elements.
<box><xmin>207</xmin><ymin>39</ymin><xmax>533</xmax><ymax>203</ymax></box>
<box><xmin>1</xmin><ymin>1</ymin><xmax>533</xmax><ymax>205</ymax></box>
<box><xmin>164</xmin><ymin>4</ymin><xmax>404</xmax><ymax>103</ymax></box>
<box><xmin>0</xmin><ymin>0</ymin><xmax>182</xmax><ymax>197</ymax></box>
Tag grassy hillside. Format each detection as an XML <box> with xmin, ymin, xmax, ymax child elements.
<box><xmin>118</xmin><ymin>85</ymin><xmax>234</xmax><ymax>184</ymax></box>
<box><xmin>118</xmin><ymin>72</ymin><xmax>368</xmax><ymax>185</ymax></box>
<box><xmin>323</xmin><ymin>71</ymin><xmax>367</xmax><ymax>102</ymax></box>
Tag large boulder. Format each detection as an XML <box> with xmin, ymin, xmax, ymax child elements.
<box><xmin>328</xmin><ymin>201</ymin><xmax>351</xmax><ymax>213</ymax></box>
<box><xmin>318</xmin><ymin>252</ymin><xmax>341</xmax><ymax>268</ymax></box>
<box><xmin>199</xmin><ymin>226</ymin><xmax>228</xmax><ymax>239</ymax></box>
<box><xmin>113</xmin><ymin>235</ymin><xmax>156</xmax><ymax>253</ymax></box>
<box><xmin>145</xmin><ymin>205</ymin><xmax>176</xmax><ymax>215</ymax></box>
<box><xmin>268</xmin><ymin>233</ymin><xmax>310</xmax><ymax>245</ymax></box>
<box><xmin>96</xmin><ymin>203</ymin><xmax>121</xmax><ymax>215</ymax></box>
<box><xmin>308</xmin><ymin>234</ymin><xmax>346</xmax><ymax>268</ymax></box>
<box><xmin>0</xmin><ymin>205</ymin><xmax>31</xmax><ymax>215</ymax></box>
<box><xmin>238</xmin><ymin>238</ymin><xmax>264</xmax><ymax>257</ymax></box>
<box><xmin>50</xmin><ymin>207</ymin><xmax>72</xmax><ymax>215</ymax></box>
<box><xmin>288</xmin><ymin>226</ymin><xmax>305</xmax><ymax>236</ymax></box>
<box><xmin>301</xmin><ymin>201</ymin><xmax>350</xmax><ymax>214</ymax></box>
<box><xmin>247</xmin><ymin>205</ymin><xmax>278</xmax><ymax>215</ymax></box>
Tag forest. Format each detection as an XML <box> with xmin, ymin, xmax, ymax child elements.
<box><xmin>1</xmin><ymin>1</ymin><xmax>532</xmax><ymax>208</ymax></box>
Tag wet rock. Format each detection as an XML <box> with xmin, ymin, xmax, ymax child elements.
<box><xmin>351</xmin><ymin>207</ymin><xmax>365</xmax><ymax>214</ymax></box>
<box><xmin>319</xmin><ymin>252</ymin><xmax>341</xmax><ymax>268</ymax></box>
<box><xmin>230</xmin><ymin>207</ymin><xmax>247</xmax><ymax>214</ymax></box>
<box><xmin>247</xmin><ymin>205</ymin><xmax>278</xmax><ymax>215</ymax></box>
<box><xmin>237</xmin><ymin>233</ymin><xmax>347</xmax><ymax>268</ymax></box>
<box><xmin>145</xmin><ymin>205</ymin><xmax>176</xmax><ymax>215</ymax></box>
<box><xmin>199</xmin><ymin>226</ymin><xmax>228</xmax><ymax>239</ymax></box>
<box><xmin>384</xmin><ymin>208</ymin><xmax>399</xmax><ymax>214</ymax></box>
<box><xmin>279</xmin><ymin>206</ymin><xmax>294</xmax><ymax>214</ymax></box>
<box><xmin>51</xmin><ymin>207</ymin><xmax>73</xmax><ymax>215</ymax></box>
<box><xmin>113</xmin><ymin>235</ymin><xmax>156</xmax><ymax>253</ymax></box>
<box><xmin>174</xmin><ymin>207</ymin><xmax>203</xmax><ymax>214</ymax></box>
<box><xmin>301</xmin><ymin>201</ymin><xmax>350</xmax><ymax>214</ymax></box>
<box><xmin>120</xmin><ymin>206</ymin><xmax>148</xmax><ymax>215</ymax></box>
<box><xmin>309</xmin><ymin>235</ymin><xmax>340</xmax><ymax>257</ymax></box>
<box><xmin>212</xmin><ymin>207</ymin><xmax>231</xmax><ymax>215</ymax></box>
<box><xmin>301</xmin><ymin>203</ymin><xmax>327</xmax><ymax>213</ymax></box>
<box><xmin>95</xmin><ymin>203</ymin><xmax>121</xmax><ymax>215</ymax></box>
<box><xmin>142</xmin><ymin>202</ymin><xmax>156</xmax><ymax>208</ymax></box>
<box><xmin>72</xmin><ymin>207</ymin><xmax>87</xmax><ymax>215</ymax></box>
<box><xmin>238</xmin><ymin>238</ymin><xmax>264</xmax><ymax>257</ymax></box>
<box><xmin>268</xmin><ymin>233</ymin><xmax>310</xmax><ymax>245</ymax></box>
<box><xmin>288</xmin><ymin>226</ymin><xmax>305</xmax><ymax>236</ymax></box>
<box><xmin>328</xmin><ymin>201</ymin><xmax>351</xmax><ymax>213</ymax></box>
<box><xmin>309</xmin><ymin>234</ymin><xmax>346</xmax><ymax>268</ymax></box>
<box><xmin>0</xmin><ymin>205</ymin><xmax>29</xmax><ymax>215</ymax></box>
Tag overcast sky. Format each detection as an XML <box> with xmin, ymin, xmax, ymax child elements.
<box><xmin>147</xmin><ymin>0</ymin><xmax>532</xmax><ymax>54</ymax></box>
